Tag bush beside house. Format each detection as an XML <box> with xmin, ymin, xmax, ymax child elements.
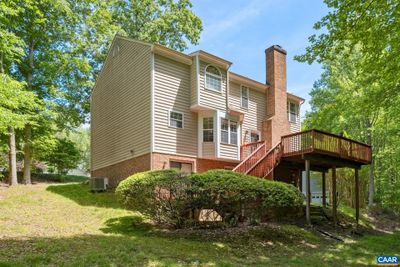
<box><xmin>116</xmin><ymin>169</ymin><xmax>304</xmax><ymax>228</ymax></box>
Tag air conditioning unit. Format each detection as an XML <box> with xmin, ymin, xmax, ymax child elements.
<box><xmin>90</xmin><ymin>177</ymin><xmax>109</xmax><ymax>192</ymax></box>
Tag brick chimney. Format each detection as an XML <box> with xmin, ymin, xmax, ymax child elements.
<box><xmin>262</xmin><ymin>45</ymin><xmax>290</xmax><ymax>148</ymax></box>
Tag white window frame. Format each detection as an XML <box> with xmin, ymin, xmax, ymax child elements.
<box><xmin>204</xmin><ymin>65</ymin><xmax>222</xmax><ymax>92</ymax></box>
<box><xmin>221</xmin><ymin>118</ymin><xmax>229</xmax><ymax>144</ymax></box>
<box><xmin>168</xmin><ymin>110</ymin><xmax>184</xmax><ymax>129</ymax></box>
<box><xmin>250</xmin><ymin>130</ymin><xmax>261</xmax><ymax>143</ymax></box>
<box><xmin>220</xmin><ymin>118</ymin><xmax>238</xmax><ymax>145</ymax></box>
<box><xmin>203</xmin><ymin>117</ymin><xmax>214</xmax><ymax>142</ymax></box>
<box><xmin>240</xmin><ymin>85</ymin><xmax>249</xmax><ymax>109</ymax></box>
<box><xmin>287</xmin><ymin>101</ymin><xmax>299</xmax><ymax>123</ymax></box>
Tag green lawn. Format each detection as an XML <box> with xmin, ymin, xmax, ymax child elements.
<box><xmin>0</xmin><ymin>182</ymin><xmax>399</xmax><ymax>266</ymax></box>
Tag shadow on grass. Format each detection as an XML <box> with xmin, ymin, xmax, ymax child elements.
<box><xmin>46</xmin><ymin>183</ymin><xmax>121</xmax><ymax>209</ymax></box>
<box><xmin>0</xmin><ymin>230</ymin><xmax>398</xmax><ymax>266</ymax></box>
<box><xmin>100</xmin><ymin>215</ymin><xmax>154</xmax><ymax>236</ymax></box>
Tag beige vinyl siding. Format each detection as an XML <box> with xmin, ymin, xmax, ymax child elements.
<box><xmin>229</xmin><ymin>82</ymin><xmax>266</xmax><ymax>144</ymax></box>
<box><xmin>199</xmin><ymin>60</ymin><xmax>227</xmax><ymax>111</ymax></box>
<box><xmin>190</xmin><ymin>57</ymin><xmax>197</xmax><ymax>106</ymax></box>
<box><xmin>153</xmin><ymin>55</ymin><xmax>197</xmax><ymax>156</ymax></box>
<box><xmin>202</xmin><ymin>142</ymin><xmax>215</xmax><ymax>158</ymax></box>
<box><xmin>220</xmin><ymin>144</ymin><xmax>238</xmax><ymax>159</ymax></box>
<box><xmin>91</xmin><ymin>38</ymin><xmax>151</xmax><ymax>170</ymax></box>
<box><xmin>290</xmin><ymin>119</ymin><xmax>301</xmax><ymax>133</ymax></box>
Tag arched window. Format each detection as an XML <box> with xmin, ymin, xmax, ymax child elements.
<box><xmin>205</xmin><ymin>65</ymin><xmax>222</xmax><ymax>91</ymax></box>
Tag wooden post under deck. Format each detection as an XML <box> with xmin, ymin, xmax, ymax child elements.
<box><xmin>322</xmin><ymin>172</ymin><xmax>326</xmax><ymax>208</ymax></box>
<box><xmin>332</xmin><ymin>166</ymin><xmax>337</xmax><ymax>226</ymax></box>
<box><xmin>355</xmin><ymin>168</ymin><xmax>360</xmax><ymax>226</ymax></box>
<box><xmin>305</xmin><ymin>160</ymin><xmax>311</xmax><ymax>225</ymax></box>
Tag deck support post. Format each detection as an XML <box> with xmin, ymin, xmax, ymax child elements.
<box><xmin>305</xmin><ymin>160</ymin><xmax>311</xmax><ymax>225</ymax></box>
<box><xmin>322</xmin><ymin>172</ymin><xmax>326</xmax><ymax>208</ymax></box>
<box><xmin>355</xmin><ymin>168</ymin><xmax>359</xmax><ymax>226</ymax></box>
<box><xmin>332</xmin><ymin>166</ymin><xmax>337</xmax><ymax>227</ymax></box>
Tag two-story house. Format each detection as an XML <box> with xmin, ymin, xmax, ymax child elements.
<box><xmin>91</xmin><ymin>35</ymin><xmax>303</xmax><ymax>187</ymax></box>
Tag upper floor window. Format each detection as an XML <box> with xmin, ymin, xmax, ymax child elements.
<box><xmin>241</xmin><ymin>85</ymin><xmax>249</xmax><ymax>109</ymax></box>
<box><xmin>169</xmin><ymin>110</ymin><xmax>183</xmax><ymax>128</ymax></box>
<box><xmin>203</xmin><ymin>117</ymin><xmax>214</xmax><ymax>142</ymax></box>
<box><xmin>221</xmin><ymin>118</ymin><xmax>237</xmax><ymax>145</ymax></box>
<box><xmin>287</xmin><ymin>101</ymin><xmax>299</xmax><ymax>123</ymax></box>
<box><xmin>205</xmin><ymin>65</ymin><xmax>222</xmax><ymax>92</ymax></box>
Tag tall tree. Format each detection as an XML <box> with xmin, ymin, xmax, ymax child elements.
<box><xmin>4</xmin><ymin>0</ymin><xmax>202</xmax><ymax>182</ymax></box>
<box><xmin>0</xmin><ymin>1</ymin><xmax>41</xmax><ymax>185</ymax></box>
<box><xmin>297</xmin><ymin>0</ymin><xmax>400</xmax><ymax>207</ymax></box>
<box><xmin>303</xmin><ymin>49</ymin><xmax>400</xmax><ymax>211</ymax></box>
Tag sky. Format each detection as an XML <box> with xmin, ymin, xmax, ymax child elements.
<box><xmin>185</xmin><ymin>0</ymin><xmax>329</xmax><ymax>118</ymax></box>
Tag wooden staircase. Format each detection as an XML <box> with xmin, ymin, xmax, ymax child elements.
<box><xmin>233</xmin><ymin>141</ymin><xmax>283</xmax><ymax>179</ymax></box>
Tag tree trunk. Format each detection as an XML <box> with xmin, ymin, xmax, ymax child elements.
<box><xmin>8</xmin><ymin>127</ymin><xmax>18</xmax><ymax>186</ymax></box>
<box><xmin>23</xmin><ymin>42</ymin><xmax>35</xmax><ymax>184</ymax></box>
<box><xmin>23</xmin><ymin>124</ymin><xmax>32</xmax><ymax>184</ymax></box>
<box><xmin>368</xmin><ymin>159</ymin><xmax>374</xmax><ymax>207</ymax></box>
<box><xmin>365</xmin><ymin>119</ymin><xmax>374</xmax><ymax>207</ymax></box>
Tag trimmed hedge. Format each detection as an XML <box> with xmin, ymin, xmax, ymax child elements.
<box><xmin>188</xmin><ymin>170</ymin><xmax>304</xmax><ymax>224</ymax></box>
<box><xmin>116</xmin><ymin>169</ymin><xmax>304</xmax><ymax>228</ymax></box>
<box><xmin>116</xmin><ymin>169</ymin><xmax>192</xmax><ymax>227</ymax></box>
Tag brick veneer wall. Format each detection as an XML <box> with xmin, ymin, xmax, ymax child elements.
<box><xmin>92</xmin><ymin>152</ymin><xmax>240</xmax><ymax>187</ymax></box>
<box><xmin>152</xmin><ymin>152</ymin><xmax>239</xmax><ymax>173</ymax></box>
<box><xmin>263</xmin><ymin>45</ymin><xmax>291</xmax><ymax>148</ymax></box>
<box><xmin>91</xmin><ymin>153</ymin><xmax>151</xmax><ymax>187</ymax></box>
<box><xmin>196</xmin><ymin>158</ymin><xmax>238</xmax><ymax>172</ymax></box>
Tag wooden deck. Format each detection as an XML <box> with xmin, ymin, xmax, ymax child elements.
<box><xmin>234</xmin><ymin>129</ymin><xmax>372</xmax><ymax>226</ymax></box>
<box><xmin>280</xmin><ymin>129</ymin><xmax>372</xmax><ymax>170</ymax></box>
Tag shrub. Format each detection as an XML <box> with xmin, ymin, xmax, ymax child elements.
<box><xmin>116</xmin><ymin>169</ymin><xmax>192</xmax><ymax>227</ymax></box>
<box><xmin>188</xmin><ymin>170</ymin><xmax>304</xmax><ymax>224</ymax></box>
<box><xmin>117</xmin><ymin>169</ymin><xmax>304</xmax><ymax>228</ymax></box>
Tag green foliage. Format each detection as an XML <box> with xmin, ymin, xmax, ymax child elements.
<box><xmin>295</xmin><ymin>0</ymin><xmax>400</xmax><ymax>105</ymax></box>
<box><xmin>0</xmin><ymin>74</ymin><xmax>41</xmax><ymax>133</ymax></box>
<box><xmin>116</xmin><ymin>169</ymin><xmax>191</xmax><ymax>227</ymax></box>
<box><xmin>0</xmin><ymin>0</ymin><xmax>202</xmax><ymax>180</ymax></box>
<box><xmin>68</xmin><ymin>127</ymin><xmax>90</xmax><ymax>172</ymax></box>
<box><xmin>117</xmin><ymin>169</ymin><xmax>304</xmax><ymax>227</ymax></box>
<box><xmin>35</xmin><ymin>173</ymin><xmax>88</xmax><ymax>183</ymax></box>
<box><xmin>45</xmin><ymin>137</ymin><xmax>81</xmax><ymax>175</ymax></box>
<box><xmin>297</xmin><ymin>0</ymin><xmax>400</xmax><ymax>212</ymax></box>
<box><xmin>189</xmin><ymin>170</ymin><xmax>304</xmax><ymax>223</ymax></box>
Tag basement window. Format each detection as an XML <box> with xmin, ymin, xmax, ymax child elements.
<box><xmin>170</xmin><ymin>161</ymin><xmax>193</xmax><ymax>174</ymax></box>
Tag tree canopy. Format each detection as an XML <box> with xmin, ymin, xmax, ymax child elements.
<box><xmin>298</xmin><ymin>0</ymin><xmax>400</xmax><ymax>211</ymax></box>
<box><xmin>0</xmin><ymin>0</ymin><xmax>202</xmax><ymax>183</ymax></box>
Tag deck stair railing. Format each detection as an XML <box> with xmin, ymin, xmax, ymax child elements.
<box><xmin>233</xmin><ymin>141</ymin><xmax>282</xmax><ymax>179</ymax></box>
<box><xmin>234</xmin><ymin>129</ymin><xmax>372</xmax><ymax>179</ymax></box>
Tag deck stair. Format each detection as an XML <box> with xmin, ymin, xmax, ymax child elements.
<box><xmin>234</xmin><ymin>129</ymin><xmax>372</xmax><ymax>179</ymax></box>
<box><xmin>233</xmin><ymin>141</ymin><xmax>282</xmax><ymax>179</ymax></box>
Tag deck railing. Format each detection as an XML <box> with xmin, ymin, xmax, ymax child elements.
<box><xmin>281</xmin><ymin>129</ymin><xmax>372</xmax><ymax>163</ymax></box>
<box><xmin>247</xmin><ymin>142</ymin><xmax>282</xmax><ymax>179</ymax></box>
<box><xmin>240</xmin><ymin>140</ymin><xmax>265</xmax><ymax>161</ymax></box>
<box><xmin>233</xmin><ymin>141</ymin><xmax>266</xmax><ymax>173</ymax></box>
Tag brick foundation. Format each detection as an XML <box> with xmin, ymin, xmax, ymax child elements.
<box><xmin>197</xmin><ymin>158</ymin><xmax>238</xmax><ymax>172</ymax></box>
<box><xmin>152</xmin><ymin>152</ymin><xmax>238</xmax><ymax>172</ymax></box>
<box><xmin>91</xmin><ymin>153</ymin><xmax>151</xmax><ymax>187</ymax></box>
<box><xmin>92</xmin><ymin>152</ymin><xmax>240</xmax><ymax>187</ymax></box>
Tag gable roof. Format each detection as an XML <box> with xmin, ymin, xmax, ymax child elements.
<box><xmin>108</xmin><ymin>35</ymin><xmax>304</xmax><ymax>101</ymax></box>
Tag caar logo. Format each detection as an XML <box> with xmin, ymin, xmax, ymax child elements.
<box><xmin>376</xmin><ymin>256</ymin><xmax>399</xmax><ymax>266</ymax></box>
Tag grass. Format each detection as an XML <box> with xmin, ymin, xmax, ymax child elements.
<box><xmin>0</xmin><ymin>183</ymin><xmax>399</xmax><ymax>266</ymax></box>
